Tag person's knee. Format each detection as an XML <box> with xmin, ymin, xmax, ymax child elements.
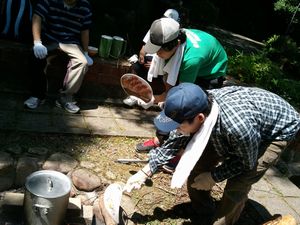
<box><xmin>223</xmin><ymin>179</ymin><xmax>251</xmax><ymax>204</ymax></box>
<box><xmin>75</xmin><ymin>57</ymin><xmax>88</xmax><ymax>69</ymax></box>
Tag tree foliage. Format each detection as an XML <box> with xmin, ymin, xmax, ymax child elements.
<box><xmin>274</xmin><ymin>0</ymin><xmax>300</xmax><ymax>24</ymax></box>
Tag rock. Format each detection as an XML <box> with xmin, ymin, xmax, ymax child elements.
<box><xmin>288</xmin><ymin>162</ymin><xmax>300</xmax><ymax>176</ymax></box>
<box><xmin>27</xmin><ymin>147</ymin><xmax>49</xmax><ymax>156</ymax></box>
<box><xmin>0</xmin><ymin>152</ymin><xmax>15</xmax><ymax>191</ymax></box>
<box><xmin>70</xmin><ymin>184</ymin><xmax>79</xmax><ymax>197</ymax></box>
<box><xmin>76</xmin><ymin>191</ymin><xmax>98</xmax><ymax>206</ymax></box>
<box><xmin>71</xmin><ymin>168</ymin><xmax>102</xmax><ymax>191</ymax></box>
<box><xmin>14</xmin><ymin>156</ymin><xmax>40</xmax><ymax>187</ymax></box>
<box><xmin>80</xmin><ymin>161</ymin><xmax>96</xmax><ymax>169</ymax></box>
<box><xmin>43</xmin><ymin>152</ymin><xmax>78</xmax><ymax>173</ymax></box>
<box><xmin>5</xmin><ymin>144</ymin><xmax>23</xmax><ymax>156</ymax></box>
<box><xmin>120</xmin><ymin>195</ymin><xmax>138</xmax><ymax>225</ymax></box>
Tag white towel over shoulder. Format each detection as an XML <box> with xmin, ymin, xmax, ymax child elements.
<box><xmin>147</xmin><ymin>42</ymin><xmax>186</xmax><ymax>86</ymax></box>
<box><xmin>171</xmin><ymin>102</ymin><xmax>219</xmax><ymax>188</ymax></box>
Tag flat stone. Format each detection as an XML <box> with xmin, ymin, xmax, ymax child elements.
<box><xmin>71</xmin><ymin>168</ymin><xmax>102</xmax><ymax>192</ymax></box>
<box><xmin>249</xmin><ymin>167</ymin><xmax>300</xmax><ymax>223</ymax></box>
<box><xmin>82</xmin><ymin>205</ymin><xmax>94</xmax><ymax>225</ymax></box>
<box><xmin>264</xmin><ymin>167</ymin><xmax>300</xmax><ymax>201</ymax></box>
<box><xmin>1</xmin><ymin>192</ymin><xmax>24</xmax><ymax>206</ymax></box>
<box><xmin>66</xmin><ymin>197</ymin><xmax>82</xmax><ymax>218</ymax></box>
<box><xmin>27</xmin><ymin>147</ymin><xmax>49</xmax><ymax>156</ymax></box>
<box><xmin>68</xmin><ymin>197</ymin><xmax>82</xmax><ymax>211</ymax></box>
<box><xmin>85</xmin><ymin>117</ymin><xmax>120</xmax><ymax>136</ymax></box>
<box><xmin>5</xmin><ymin>144</ymin><xmax>23</xmax><ymax>155</ymax></box>
<box><xmin>15</xmin><ymin>156</ymin><xmax>40</xmax><ymax>187</ymax></box>
<box><xmin>43</xmin><ymin>152</ymin><xmax>78</xmax><ymax>173</ymax></box>
<box><xmin>80</xmin><ymin>161</ymin><xmax>96</xmax><ymax>169</ymax></box>
<box><xmin>81</xmin><ymin>105</ymin><xmax>112</xmax><ymax>117</ymax></box>
<box><xmin>16</xmin><ymin>112</ymin><xmax>59</xmax><ymax>133</ymax></box>
<box><xmin>0</xmin><ymin>152</ymin><xmax>15</xmax><ymax>191</ymax></box>
<box><xmin>55</xmin><ymin>114</ymin><xmax>86</xmax><ymax>128</ymax></box>
<box><xmin>288</xmin><ymin>162</ymin><xmax>300</xmax><ymax>175</ymax></box>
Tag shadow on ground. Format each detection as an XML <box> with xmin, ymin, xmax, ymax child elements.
<box><xmin>129</xmin><ymin>199</ymin><xmax>274</xmax><ymax>225</ymax></box>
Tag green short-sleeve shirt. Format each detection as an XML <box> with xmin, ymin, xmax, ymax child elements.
<box><xmin>179</xmin><ymin>29</ymin><xmax>228</xmax><ymax>83</ymax></box>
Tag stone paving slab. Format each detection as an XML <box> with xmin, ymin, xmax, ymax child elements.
<box><xmin>0</xmin><ymin>91</ymin><xmax>156</xmax><ymax>138</ymax></box>
<box><xmin>249</xmin><ymin>167</ymin><xmax>300</xmax><ymax>223</ymax></box>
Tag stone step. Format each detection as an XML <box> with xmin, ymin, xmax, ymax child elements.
<box><xmin>0</xmin><ymin>192</ymin><xmax>94</xmax><ymax>224</ymax></box>
<box><xmin>0</xmin><ymin>39</ymin><xmax>165</xmax><ymax>101</ymax></box>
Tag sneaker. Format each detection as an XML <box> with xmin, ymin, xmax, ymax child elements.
<box><xmin>56</xmin><ymin>96</ymin><xmax>80</xmax><ymax>114</ymax></box>
<box><xmin>161</xmin><ymin>164</ymin><xmax>175</xmax><ymax>174</ymax></box>
<box><xmin>24</xmin><ymin>97</ymin><xmax>45</xmax><ymax>109</ymax></box>
<box><xmin>123</xmin><ymin>96</ymin><xmax>138</xmax><ymax>106</ymax></box>
<box><xmin>161</xmin><ymin>155</ymin><xmax>181</xmax><ymax>174</ymax></box>
<box><xmin>136</xmin><ymin>138</ymin><xmax>160</xmax><ymax>152</ymax></box>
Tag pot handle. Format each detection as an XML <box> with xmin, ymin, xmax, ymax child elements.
<box><xmin>34</xmin><ymin>203</ymin><xmax>50</xmax><ymax>215</ymax></box>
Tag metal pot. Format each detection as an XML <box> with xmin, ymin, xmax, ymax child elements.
<box><xmin>23</xmin><ymin>170</ymin><xmax>71</xmax><ymax>225</ymax></box>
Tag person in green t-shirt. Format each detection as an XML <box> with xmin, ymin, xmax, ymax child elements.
<box><xmin>144</xmin><ymin>17</ymin><xmax>228</xmax><ymax>103</ymax></box>
<box><xmin>135</xmin><ymin>17</ymin><xmax>228</xmax><ymax>154</ymax></box>
<box><xmin>179</xmin><ymin>29</ymin><xmax>227</xmax><ymax>83</ymax></box>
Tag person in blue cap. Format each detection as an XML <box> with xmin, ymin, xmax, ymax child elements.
<box><xmin>124</xmin><ymin>83</ymin><xmax>300</xmax><ymax>225</ymax></box>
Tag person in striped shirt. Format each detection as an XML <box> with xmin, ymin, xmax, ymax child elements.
<box><xmin>125</xmin><ymin>83</ymin><xmax>300</xmax><ymax>225</ymax></box>
<box><xmin>24</xmin><ymin>0</ymin><xmax>93</xmax><ymax>114</ymax></box>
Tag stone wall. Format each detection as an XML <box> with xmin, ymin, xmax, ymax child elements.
<box><xmin>0</xmin><ymin>39</ymin><xmax>132</xmax><ymax>100</ymax></box>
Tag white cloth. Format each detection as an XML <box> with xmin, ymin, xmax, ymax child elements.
<box><xmin>147</xmin><ymin>54</ymin><xmax>165</xmax><ymax>82</ymax></box>
<box><xmin>164</xmin><ymin>42</ymin><xmax>186</xmax><ymax>86</ymax></box>
<box><xmin>143</xmin><ymin>30</ymin><xmax>150</xmax><ymax>43</ymax></box>
<box><xmin>171</xmin><ymin>102</ymin><xmax>219</xmax><ymax>188</ymax></box>
<box><xmin>147</xmin><ymin>42</ymin><xmax>186</xmax><ymax>86</ymax></box>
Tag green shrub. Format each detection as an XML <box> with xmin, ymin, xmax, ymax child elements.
<box><xmin>228</xmin><ymin>51</ymin><xmax>282</xmax><ymax>91</ymax></box>
<box><xmin>263</xmin><ymin>35</ymin><xmax>300</xmax><ymax>80</ymax></box>
<box><xmin>227</xmin><ymin>50</ymin><xmax>300</xmax><ymax>108</ymax></box>
<box><xmin>276</xmin><ymin>79</ymin><xmax>300</xmax><ymax>109</ymax></box>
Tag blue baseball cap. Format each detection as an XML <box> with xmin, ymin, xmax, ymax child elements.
<box><xmin>154</xmin><ymin>83</ymin><xmax>208</xmax><ymax>133</ymax></box>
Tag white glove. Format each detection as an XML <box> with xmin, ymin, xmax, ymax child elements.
<box><xmin>84</xmin><ymin>51</ymin><xmax>93</xmax><ymax>66</ymax></box>
<box><xmin>123</xmin><ymin>170</ymin><xmax>148</xmax><ymax>192</ymax></box>
<box><xmin>128</xmin><ymin>54</ymin><xmax>138</xmax><ymax>64</ymax></box>
<box><xmin>33</xmin><ymin>40</ymin><xmax>48</xmax><ymax>59</ymax></box>
<box><xmin>136</xmin><ymin>95</ymin><xmax>155</xmax><ymax>109</ymax></box>
<box><xmin>157</xmin><ymin>101</ymin><xmax>165</xmax><ymax>109</ymax></box>
<box><xmin>191</xmin><ymin>172</ymin><xmax>216</xmax><ymax>191</ymax></box>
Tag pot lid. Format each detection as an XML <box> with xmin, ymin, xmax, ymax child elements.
<box><xmin>25</xmin><ymin>170</ymin><xmax>71</xmax><ymax>198</ymax></box>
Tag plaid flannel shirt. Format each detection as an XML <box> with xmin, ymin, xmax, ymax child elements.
<box><xmin>209</xmin><ymin>86</ymin><xmax>300</xmax><ymax>182</ymax></box>
<box><xmin>148</xmin><ymin>86</ymin><xmax>300</xmax><ymax>181</ymax></box>
<box><xmin>149</xmin><ymin>130</ymin><xmax>191</xmax><ymax>173</ymax></box>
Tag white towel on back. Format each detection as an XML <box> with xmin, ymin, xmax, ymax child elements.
<box><xmin>147</xmin><ymin>42</ymin><xmax>186</xmax><ymax>86</ymax></box>
<box><xmin>171</xmin><ymin>102</ymin><xmax>219</xmax><ymax>188</ymax></box>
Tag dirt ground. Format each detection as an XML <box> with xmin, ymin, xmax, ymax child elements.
<box><xmin>0</xmin><ymin>132</ymin><xmax>268</xmax><ymax>225</ymax></box>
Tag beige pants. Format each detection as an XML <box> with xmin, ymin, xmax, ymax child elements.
<box><xmin>30</xmin><ymin>43</ymin><xmax>88</xmax><ymax>99</ymax></box>
<box><xmin>187</xmin><ymin>140</ymin><xmax>288</xmax><ymax>225</ymax></box>
<box><xmin>45</xmin><ymin>43</ymin><xmax>88</xmax><ymax>95</ymax></box>
<box><xmin>58</xmin><ymin>43</ymin><xmax>88</xmax><ymax>95</ymax></box>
